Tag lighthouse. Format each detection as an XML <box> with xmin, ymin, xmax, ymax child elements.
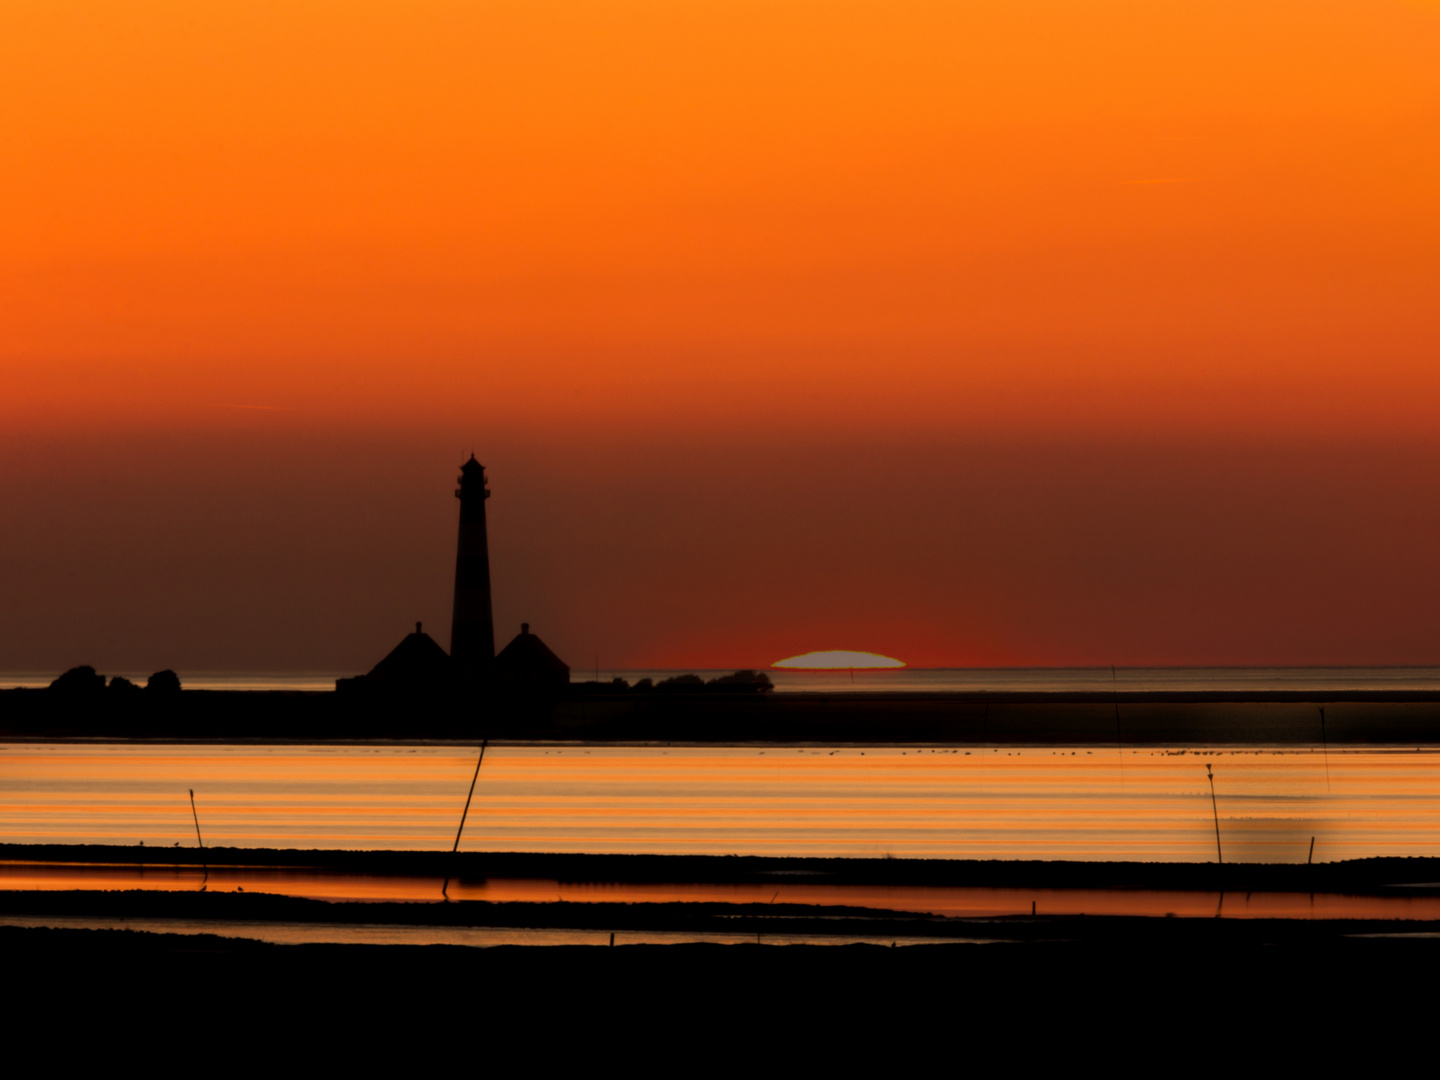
<box><xmin>450</xmin><ymin>455</ymin><xmax>495</xmax><ymax>669</ymax></box>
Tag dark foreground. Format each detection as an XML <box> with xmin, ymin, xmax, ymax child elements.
<box><xmin>8</xmin><ymin>918</ymin><xmax>1437</xmax><ymax>1064</ymax></box>
<box><xmin>12</xmin><ymin>847</ymin><xmax>1440</xmax><ymax>1061</ymax></box>
<box><xmin>10</xmin><ymin>859</ymin><xmax>1439</xmax><ymax>1060</ymax></box>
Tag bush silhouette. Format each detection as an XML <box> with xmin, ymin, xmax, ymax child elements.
<box><xmin>706</xmin><ymin>670</ymin><xmax>774</xmax><ymax>694</ymax></box>
<box><xmin>108</xmin><ymin>676</ymin><xmax>140</xmax><ymax>692</ymax></box>
<box><xmin>146</xmin><ymin>669</ymin><xmax>182</xmax><ymax>694</ymax></box>
<box><xmin>652</xmin><ymin>671</ymin><xmax>773</xmax><ymax>694</ymax></box>
<box><xmin>49</xmin><ymin>666</ymin><xmax>105</xmax><ymax>693</ymax></box>
<box><xmin>656</xmin><ymin>674</ymin><xmax>705</xmax><ymax>692</ymax></box>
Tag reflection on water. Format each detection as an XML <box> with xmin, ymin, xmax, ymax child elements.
<box><xmin>3</xmin><ymin>743</ymin><xmax>1440</xmax><ymax>861</ymax></box>
<box><xmin>5</xmin><ymin>863</ymin><xmax>1440</xmax><ymax>920</ymax></box>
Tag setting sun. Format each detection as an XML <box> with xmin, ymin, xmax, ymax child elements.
<box><xmin>773</xmin><ymin>651</ymin><xmax>906</xmax><ymax>670</ymax></box>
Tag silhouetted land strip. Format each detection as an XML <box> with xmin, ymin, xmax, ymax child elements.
<box><xmin>0</xmin><ymin>888</ymin><xmax>1061</xmax><ymax>937</ymax></box>
<box><xmin>8</xmin><ymin>686</ymin><xmax>1440</xmax><ymax>742</ymax></box>
<box><xmin>8</xmin><ymin>843</ymin><xmax>1440</xmax><ymax>894</ymax></box>
<box><xmin>12</xmin><ymin>888</ymin><xmax>1440</xmax><ymax>944</ymax></box>
<box><xmin>9</xmin><ymin>924</ymin><xmax>1436</xmax><ymax>1062</ymax></box>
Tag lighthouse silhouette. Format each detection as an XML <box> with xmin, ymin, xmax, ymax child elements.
<box><xmin>450</xmin><ymin>455</ymin><xmax>495</xmax><ymax>668</ymax></box>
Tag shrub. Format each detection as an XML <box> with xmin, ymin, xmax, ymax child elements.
<box><xmin>656</xmin><ymin>674</ymin><xmax>705</xmax><ymax>692</ymax></box>
<box><xmin>706</xmin><ymin>670</ymin><xmax>775</xmax><ymax>694</ymax></box>
<box><xmin>146</xmin><ymin>669</ymin><xmax>182</xmax><ymax>694</ymax></box>
<box><xmin>49</xmin><ymin>666</ymin><xmax>106</xmax><ymax>693</ymax></box>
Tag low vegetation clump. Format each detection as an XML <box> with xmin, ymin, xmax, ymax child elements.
<box><xmin>652</xmin><ymin>671</ymin><xmax>773</xmax><ymax>694</ymax></box>
<box><xmin>704</xmin><ymin>670</ymin><xmax>774</xmax><ymax>693</ymax></box>
<box><xmin>573</xmin><ymin>671</ymin><xmax>773</xmax><ymax>694</ymax></box>
<box><xmin>48</xmin><ymin>666</ymin><xmax>182</xmax><ymax>693</ymax></box>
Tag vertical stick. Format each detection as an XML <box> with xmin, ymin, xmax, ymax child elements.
<box><xmin>443</xmin><ymin>740</ymin><xmax>488</xmax><ymax>899</ymax></box>
<box><xmin>188</xmin><ymin>788</ymin><xmax>207</xmax><ymax>883</ymax></box>
<box><xmin>1308</xmin><ymin>836</ymin><xmax>1316</xmax><ymax>865</ymax></box>
<box><xmin>1318</xmin><ymin>708</ymin><xmax>1331</xmax><ymax>792</ymax></box>
<box><xmin>1206</xmin><ymin>763</ymin><xmax>1222</xmax><ymax>866</ymax></box>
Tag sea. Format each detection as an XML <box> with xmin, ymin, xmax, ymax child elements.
<box><xmin>4</xmin><ymin>742</ymin><xmax>1439</xmax><ymax>864</ymax></box>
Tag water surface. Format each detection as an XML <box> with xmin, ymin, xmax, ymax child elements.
<box><xmin>4</xmin><ymin>743</ymin><xmax>1439</xmax><ymax>862</ymax></box>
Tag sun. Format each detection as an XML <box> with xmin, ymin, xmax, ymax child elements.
<box><xmin>772</xmin><ymin>650</ymin><xmax>906</xmax><ymax>670</ymax></box>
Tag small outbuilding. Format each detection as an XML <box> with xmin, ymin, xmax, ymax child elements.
<box><xmin>494</xmin><ymin>623</ymin><xmax>570</xmax><ymax>694</ymax></box>
<box><xmin>337</xmin><ymin>622</ymin><xmax>453</xmax><ymax>694</ymax></box>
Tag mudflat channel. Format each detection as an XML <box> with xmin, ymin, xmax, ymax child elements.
<box><xmin>8</xmin><ymin>860</ymin><xmax>1440</xmax><ymax>922</ymax></box>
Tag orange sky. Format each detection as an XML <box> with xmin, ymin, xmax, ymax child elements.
<box><xmin>3</xmin><ymin>2</ymin><xmax>1440</xmax><ymax>671</ymax></box>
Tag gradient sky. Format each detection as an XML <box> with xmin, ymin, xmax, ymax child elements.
<box><xmin>3</xmin><ymin>1</ymin><xmax>1440</xmax><ymax>672</ymax></box>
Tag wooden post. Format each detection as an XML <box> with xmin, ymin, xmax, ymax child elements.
<box><xmin>442</xmin><ymin>740</ymin><xmax>487</xmax><ymax>899</ymax></box>
<box><xmin>1206</xmin><ymin>763</ymin><xmax>1222</xmax><ymax>866</ymax></box>
<box><xmin>1308</xmin><ymin>836</ymin><xmax>1316</xmax><ymax>865</ymax></box>
<box><xmin>188</xmin><ymin>788</ymin><xmax>208</xmax><ymax>884</ymax></box>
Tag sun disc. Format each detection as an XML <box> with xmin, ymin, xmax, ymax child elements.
<box><xmin>772</xmin><ymin>650</ymin><xmax>905</xmax><ymax>670</ymax></box>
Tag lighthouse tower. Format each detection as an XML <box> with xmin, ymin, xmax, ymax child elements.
<box><xmin>450</xmin><ymin>455</ymin><xmax>495</xmax><ymax>669</ymax></box>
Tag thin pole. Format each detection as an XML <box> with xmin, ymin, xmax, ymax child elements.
<box><xmin>1308</xmin><ymin>836</ymin><xmax>1316</xmax><ymax>865</ymax></box>
<box><xmin>188</xmin><ymin>788</ymin><xmax>207</xmax><ymax>883</ymax></box>
<box><xmin>1206</xmin><ymin>763</ymin><xmax>1222</xmax><ymax>866</ymax></box>
<box><xmin>443</xmin><ymin>740</ymin><xmax>487</xmax><ymax>898</ymax></box>
<box><xmin>1318</xmin><ymin>708</ymin><xmax>1331</xmax><ymax>792</ymax></box>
